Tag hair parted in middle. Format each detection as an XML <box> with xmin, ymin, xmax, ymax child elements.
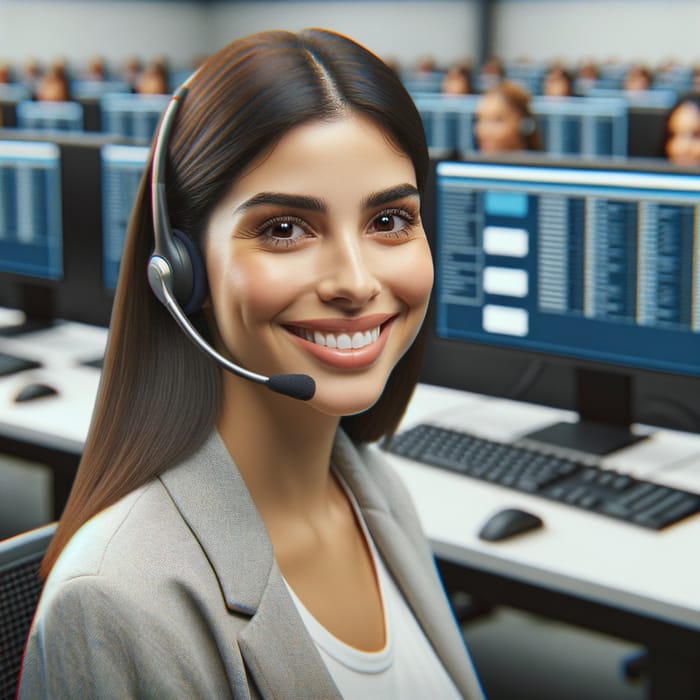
<box><xmin>42</xmin><ymin>28</ymin><xmax>431</xmax><ymax>578</ymax></box>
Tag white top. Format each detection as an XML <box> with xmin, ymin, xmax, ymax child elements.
<box><xmin>284</xmin><ymin>475</ymin><xmax>461</xmax><ymax>700</ymax></box>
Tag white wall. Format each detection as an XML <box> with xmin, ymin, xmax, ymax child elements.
<box><xmin>0</xmin><ymin>0</ymin><xmax>478</xmax><ymax>71</ymax></box>
<box><xmin>206</xmin><ymin>1</ymin><xmax>479</xmax><ymax>67</ymax></box>
<box><xmin>1</xmin><ymin>1</ymin><xmax>700</xmax><ymax>73</ymax></box>
<box><xmin>493</xmin><ymin>0</ymin><xmax>700</xmax><ymax>65</ymax></box>
<box><xmin>0</xmin><ymin>1</ymin><xmax>211</xmax><ymax>67</ymax></box>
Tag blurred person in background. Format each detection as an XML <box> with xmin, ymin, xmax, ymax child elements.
<box><xmin>475</xmin><ymin>80</ymin><xmax>542</xmax><ymax>153</ymax></box>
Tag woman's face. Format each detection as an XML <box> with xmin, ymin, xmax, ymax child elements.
<box><xmin>474</xmin><ymin>93</ymin><xmax>525</xmax><ymax>153</ymax></box>
<box><xmin>665</xmin><ymin>102</ymin><xmax>700</xmax><ymax>166</ymax></box>
<box><xmin>204</xmin><ymin>114</ymin><xmax>433</xmax><ymax>417</ymax></box>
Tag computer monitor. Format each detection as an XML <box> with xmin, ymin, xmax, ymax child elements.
<box><xmin>99</xmin><ymin>93</ymin><xmax>170</xmax><ymax>142</ymax></box>
<box><xmin>421</xmin><ymin>155</ymin><xmax>700</xmax><ymax>454</ymax></box>
<box><xmin>0</xmin><ymin>131</ymin><xmax>123</xmax><ymax>332</ymax></box>
<box><xmin>16</xmin><ymin>101</ymin><xmax>84</xmax><ymax>133</ymax></box>
<box><xmin>100</xmin><ymin>144</ymin><xmax>150</xmax><ymax>291</ymax></box>
<box><xmin>0</xmin><ymin>139</ymin><xmax>62</xmax><ymax>333</ymax></box>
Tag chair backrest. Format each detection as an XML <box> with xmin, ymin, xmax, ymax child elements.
<box><xmin>0</xmin><ymin>523</ymin><xmax>56</xmax><ymax>700</ymax></box>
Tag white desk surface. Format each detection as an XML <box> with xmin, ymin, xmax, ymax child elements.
<box><xmin>0</xmin><ymin>311</ymin><xmax>105</xmax><ymax>452</ymax></box>
<box><xmin>2</xmin><ymin>315</ymin><xmax>699</xmax><ymax>631</ymax></box>
<box><xmin>381</xmin><ymin>383</ymin><xmax>700</xmax><ymax>631</ymax></box>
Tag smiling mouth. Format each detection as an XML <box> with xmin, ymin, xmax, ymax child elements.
<box><xmin>288</xmin><ymin>326</ymin><xmax>381</xmax><ymax>350</ymax></box>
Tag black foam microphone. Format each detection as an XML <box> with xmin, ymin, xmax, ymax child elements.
<box><xmin>147</xmin><ymin>81</ymin><xmax>316</xmax><ymax>401</ymax></box>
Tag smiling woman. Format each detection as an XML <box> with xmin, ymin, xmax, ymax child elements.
<box><xmin>17</xmin><ymin>28</ymin><xmax>484</xmax><ymax>700</ymax></box>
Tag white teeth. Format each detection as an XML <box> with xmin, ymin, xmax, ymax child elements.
<box><xmin>298</xmin><ymin>326</ymin><xmax>381</xmax><ymax>349</ymax></box>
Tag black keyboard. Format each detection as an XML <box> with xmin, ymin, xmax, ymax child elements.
<box><xmin>385</xmin><ymin>424</ymin><xmax>700</xmax><ymax>530</ymax></box>
<box><xmin>0</xmin><ymin>350</ymin><xmax>41</xmax><ymax>377</ymax></box>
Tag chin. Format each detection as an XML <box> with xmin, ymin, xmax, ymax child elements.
<box><xmin>310</xmin><ymin>374</ymin><xmax>389</xmax><ymax>418</ymax></box>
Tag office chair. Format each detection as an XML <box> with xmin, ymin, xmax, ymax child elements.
<box><xmin>0</xmin><ymin>522</ymin><xmax>56</xmax><ymax>700</ymax></box>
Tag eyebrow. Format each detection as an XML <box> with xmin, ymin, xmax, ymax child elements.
<box><xmin>233</xmin><ymin>183</ymin><xmax>420</xmax><ymax>216</ymax></box>
<box><xmin>363</xmin><ymin>183</ymin><xmax>420</xmax><ymax>209</ymax></box>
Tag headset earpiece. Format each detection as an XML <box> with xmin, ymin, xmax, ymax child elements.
<box><xmin>171</xmin><ymin>228</ymin><xmax>208</xmax><ymax>315</ymax></box>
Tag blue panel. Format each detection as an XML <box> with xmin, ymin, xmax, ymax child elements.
<box><xmin>484</xmin><ymin>191</ymin><xmax>528</xmax><ymax>217</ymax></box>
<box><xmin>101</xmin><ymin>144</ymin><xmax>150</xmax><ymax>290</ymax></box>
<box><xmin>0</xmin><ymin>141</ymin><xmax>63</xmax><ymax>280</ymax></box>
<box><xmin>435</xmin><ymin>161</ymin><xmax>700</xmax><ymax>377</ymax></box>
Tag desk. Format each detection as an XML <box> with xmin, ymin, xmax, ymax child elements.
<box><xmin>2</xmin><ymin>318</ymin><xmax>699</xmax><ymax>698</ymax></box>
<box><xmin>0</xmin><ymin>312</ymin><xmax>105</xmax><ymax>516</ymax></box>
<box><xmin>381</xmin><ymin>383</ymin><xmax>700</xmax><ymax>700</ymax></box>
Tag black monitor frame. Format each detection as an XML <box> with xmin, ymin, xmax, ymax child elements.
<box><xmin>419</xmin><ymin>153</ymin><xmax>700</xmax><ymax>453</ymax></box>
<box><xmin>0</xmin><ymin>129</ymin><xmax>126</xmax><ymax>332</ymax></box>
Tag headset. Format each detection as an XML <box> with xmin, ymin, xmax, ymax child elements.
<box><xmin>146</xmin><ymin>81</ymin><xmax>316</xmax><ymax>401</ymax></box>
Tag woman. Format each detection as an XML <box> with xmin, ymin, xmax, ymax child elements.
<box><xmin>661</xmin><ymin>93</ymin><xmax>700</xmax><ymax>166</ymax></box>
<box><xmin>474</xmin><ymin>80</ymin><xmax>542</xmax><ymax>153</ymax></box>
<box><xmin>18</xmin><ymin>29</ymin><xmax>484</xmax><ymax>699</ymax></box>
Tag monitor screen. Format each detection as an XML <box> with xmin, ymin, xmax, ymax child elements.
<box><xmin>101</xmin><ymin>144</ymin><xmax>150</xmax><ymax>291</ymax></box>
<box><xmin>422</xmin><ymin>156</ymin><xmax>700</xmax><ymax>452</ymax></box>
<box><xmin>0</xmin><ymin>140</ymin><xmax>63</xmax><ymax>281</ymax></box>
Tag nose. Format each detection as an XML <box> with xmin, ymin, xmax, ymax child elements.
<box><xmin>316</xmin><ymin>234</ymin><xmax>381</xmax><ymax>308</ymax></box>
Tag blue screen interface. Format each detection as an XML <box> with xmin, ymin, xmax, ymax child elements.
<box><xmin>0</xmin><ymin>140</ymin><xmax>62</xmax><ymax>280</ymax></box>
<box><xmin>101</xmin><ymin>144</ymin><xmax>150</xmax><ymax>290</ymax></box>
<box><xmin>435</xmin><ymin>161</ymin><xmax>700</xmax><ymax>377</ymax></box>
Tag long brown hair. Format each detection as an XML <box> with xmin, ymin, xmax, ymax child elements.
<box><xmin>42</xmin><ymin>29</ymin><xmax>430</xmax><ymax>577</ymax></box>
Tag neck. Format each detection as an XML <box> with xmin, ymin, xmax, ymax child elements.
<box><xmin>216</xmin><ymin>371</ymin><xmax>341</xmax><ymax>519</ymax></box>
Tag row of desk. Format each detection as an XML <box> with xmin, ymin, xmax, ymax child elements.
<box><xmin>1</xmin><ymin>311</ymin><xmax>698</xmax><ymax>699</ymax></box>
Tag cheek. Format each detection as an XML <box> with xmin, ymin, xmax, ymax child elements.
<box><xmin>383</xmin><ymin>242</ymin><xmax>434</xmax><ymax>312</ymax></box>
<box><xmin>208</xmin><ymin>254</ymin><xmax>300</xmax><ymax>326</ymax></box>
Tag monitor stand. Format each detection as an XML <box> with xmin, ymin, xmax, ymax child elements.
<box><xmin>523</xmin><ymin>368</ymin><xmax>648</xmax><ymax>456</ymax></box>
<box><xmin>0</xmin><ymin>284</ymin><xmax>56</xmax><ymax>337</ymax></box>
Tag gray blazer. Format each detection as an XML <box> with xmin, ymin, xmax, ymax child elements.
<box><xmin>19</xmin><ymin>430</ymin><xmax>484</xmax><ymax>699</ymax></box>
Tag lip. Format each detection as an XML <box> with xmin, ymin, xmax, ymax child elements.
<box><xmin>283</xmin><ymin>315</ymin><xmax>397</xmax><ymax>370</ymax></box>
<box><xmin>284</xmin><ymin>313</ymin><xmax>395</xmax><ymax>333</ymax></box>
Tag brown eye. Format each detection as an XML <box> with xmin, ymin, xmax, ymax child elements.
<box><xmin>271</xmin><ymin>221</ymin><xmax>295</xmax><ymax>238</ymax></box>
<box><xmin>375</xmin><ymin>214</ymin><xmax>396</xmax><ymax>232</ymax></box>
<box><xmin>369</xmin><ymin>209</ymin><xmax>414</xmax><ymax>238</ymax></box>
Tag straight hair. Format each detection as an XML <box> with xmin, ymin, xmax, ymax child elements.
<box><xmin>42</xmin><ymin>29</ymin><xmax>430</xmax><ymax>578</ymax></box>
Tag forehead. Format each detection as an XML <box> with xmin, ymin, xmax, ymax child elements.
<box><xmin>478</xmin><ymin>93</ymin><xmax>514</xmax><ymax>115</ymax></box>
<box><xmin>227</xmin><ymin>114</ymin><xmax>416</xmax><ymax>201</ymax></box>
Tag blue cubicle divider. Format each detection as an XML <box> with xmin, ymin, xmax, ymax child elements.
<box><xmin>411</xmin><ymin>93</ymin><xmax>629</xmax><ymax>159</ymax></box>
<box><xmin>69</xmin><ymin>80</ymin><xmax>131</xmax><ymax>100</ymax></box>
<box><xmin>532</xmin><ymin>96</ymin><xmax>628</xmax><ymax>158</ymax></box>
<box><xmin>15</xmin><ymin>101</ymin><xmax>84</xmax><ymax>133</ymax></box>
<box><xmin>99</xmin><ymin>93</ymin><xmax>171</xmax><ymax>142</ymax></box>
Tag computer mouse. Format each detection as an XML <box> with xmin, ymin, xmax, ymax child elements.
<box><xmin>478</xmin><ymin>507</ymin><xmax>544</xmax><ymax>542</ymax></box>
<box><xmin>13</xmin><ymin>382</ymin><xmax>59</xmax><ymax>403</ymax></box>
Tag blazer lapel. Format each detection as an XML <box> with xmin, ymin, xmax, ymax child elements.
<box><xmin>159</xmin><ymin>431</ymin><xmax>340</xmax><ymax>700</ymax></box>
